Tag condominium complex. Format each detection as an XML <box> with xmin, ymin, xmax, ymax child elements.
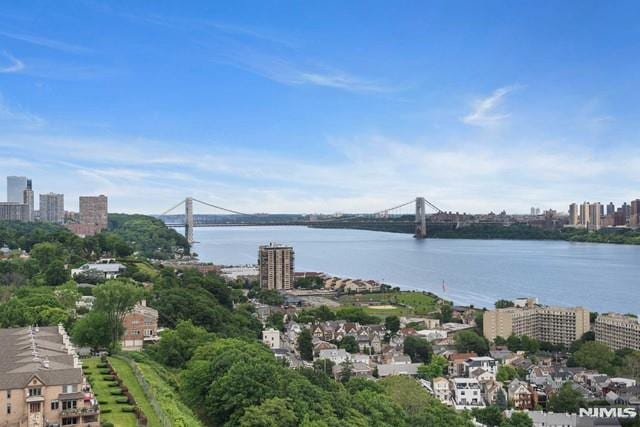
<box><xmin>39</xmin><ymin>193</ymin><xmax>65</xmax><ymax>224</ymax></box>
<box><xmin>0</xmin><ymin>325</ymin><xmax>99</xmax><ymax>427</ymax></box>
<box><xmin>66</xmin><ymin>195</ymin><xmax>109</xmax><ymax>236</ymax></box>
<box><xmin>595</xmin><ymin>313</ymin><xmax>640</xmax><ymax>351</ymax></box>
<box><xmin>568</xmin><ymin>198</ymin><xmax>640</xmax><ymax>229</ymax></box>
<box><xmin>258</xmin><ymin>243</ymin><xmax>295</xmax><ymax>290</ymax></box>
<box><xmin>484</xmin><ymin>306</ymin><xmax>590</xmax><ymax>347</ymax></box>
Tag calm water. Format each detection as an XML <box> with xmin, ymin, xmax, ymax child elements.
<box><xmin>189</xmin><ymin>226</ymin><xmax>640</xmax><ymax>314</ymax></box>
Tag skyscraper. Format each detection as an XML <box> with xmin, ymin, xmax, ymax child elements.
<box><xmin>40</xmin><ymin>193</ymin><xmax>65</xmax><ymax>223</ymax></box>
<box><xmin>569</xmin><ymin>203</ymin><xmax>578</xmax><ymax>225</ymax></box>
<box><xmin>22</xmin><ymin>180</ymin><xmax>34</xmax><ymax>222</ymax></box>
<box><xmin>79</xmin><ymin>195</ymin><xmax>108</xmax><ymax>234</ymax></box>
<box><xmin>589</xmin><ymin>202</ymin><xmax>602</xmax><ymax>230</ymax></box>
<box><xmin>259</xmin><ymin>243</ymin><xmax>295</xmax><ymax>290</ymax></box>
<box><xmin>6</xmin><ymin>176</ymin><xmax>27</xmax><ymax>203</ymax></box>
<box><xmin>580</xmin><ymin>202</ymin><xmax>590</xmax><ymax>227</ymax></box>
<box><xmin>606</xmin><ymin>202</ymin><xmax>615</xmax><ymax>216</ymax></box>
<box><xmin>631</xmin><ymin>199</ymin><xmax>640</xmax><ymax>228</ymax></box>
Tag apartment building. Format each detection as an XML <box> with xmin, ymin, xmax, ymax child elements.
<box><xmin>258</xmin><ymin>243</ymin><xmax>295</xmax><ymax>290</ymax></box>
<box><xmin>66</xmin><ymin>195</ymin><xmax>108</xmax><ymax>237</ymax></box>
<box><xmin>484</xmin><ymin>306</ymin><xmax>590</xmax><ymax>347</ymax></box>
<box><xmin>39</xmin><ymin>193</ymin><xmax>65</xmax><ymax>224</ymax></box>
<box><xmin>0</xmin><ymin>325</ymin><xmax>98</xmax><ymax>427</ymax></box>
<box><xmin>595</xmin><ymin>313</ymin><xmax>640</xmax><ymax>351</ymax></box>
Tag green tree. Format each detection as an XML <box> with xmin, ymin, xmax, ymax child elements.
<box><xmin>44</xmin><ymin>260</ymin><xmax>69</xmax><ymax>286</ymax></box>
<box><xmin>495</xmin><ymin>299</ymin><xmax>515</xmax><ymax>309</ymax></box>
<box><xmin>150</xmin><ymin>320</ymin><xmax>214</xmax><ymax>368</ymax></box>
<box><xmin>417</xmin><ymin>354</ymin><xmax>448</xmax><ymax>379</ymax></box>
<box><xmin>617</xmin><ymin>351</ymin><xmax>640</xmax><ymax>381</ymax></box>
<box><xmin>503</xmin><ymin>411</ymin><xmax>533</xmax><ymax>427</ymax></box>
<box><xmin>496</xmin><ymin>388</ymin><xmax>508</xmax><ymax>410</ymax></box>
<box><xmin>339</xmin><ymin>359</ymin><xmax>353</xmax><ymax>383</ymax></box>
<box><xmin>70</xmin><ymin>311</ymin><xmax>111</xmax><ymax>350</ymax></box>
<box><xmin>338</xmin><ymin>335</ymin><xmax>359</xmax><ymax>353</ymax></box>
<box><xmin>385</xmin><ymin>315</ymin><xmax>400</xmax><ymax>335</ymax></box>
<box><xmin>403</xmin><ymin>335</ymin><xmax>432</xmax><ymax>363</ymax></box>
<box><xmin>297</xmin><ymin>329</ymin><xmax>314</xmax><ymax>361</ymax></box>
<box><xmin>312</xmin><ymin>359</ymin><xmax>335</xmax><ymax>376</ymax></box>
<box><xmin>238</xmin><ymin>398</ymin><xmax>298</xmax><ymax>427</ymax></box>
<box><xmin>93</xmin><ymin>279</ymin><xmax>145</xmax><ymax>350</ymax></box>
<box><xmin>454</xmin><ymin>330</ymin><xmax>489</xmax><ymax>355</ymax></box>
<box><xmin>472</xmin><ymin>405</ymin><xmax>504</xmax><ymax>426</ymax></box>
<box><xmin>54</xmin><ymin>281</ymin><xmax>80</xmax><ymax>309</ymax></box>
<box><xmin>571</xmin><ymin>341</ymin><xmax>616</xmax><ymax>374</ymax></box>
<box><xmin>439</xmin><ymin>304</ymin><xmax>453</xmax><ymax>323</ymax></box>
<box><xmin>497</xmin><ymin>365</ymin><xmax>518</xmax><ymax>382</ymax></box>
<box><xmin>547</xmin><ymin>382</ymin><xmax>586</xmax><ymax>413</ymax></box>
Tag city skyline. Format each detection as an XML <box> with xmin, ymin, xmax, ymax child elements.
<box><xmin>1</xmin><ymin>2</ymin><xmax>640</xmax><ymax>214</ymax></box>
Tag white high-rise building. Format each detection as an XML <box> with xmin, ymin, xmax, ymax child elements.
<box><xmin>40</xmin><ymin>193</ymin><xmax>65</xmax><ymax>223</ymax></box>
<box><xmin>258</xmin><ymin>243</ymin><xmax>295</xmax><ymax>290</ymax></box>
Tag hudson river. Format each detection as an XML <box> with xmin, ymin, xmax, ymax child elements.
<box><xmin>190</xmin><ymin>226</ymin><xmax>640</xmax><ymax>314</ymax></box>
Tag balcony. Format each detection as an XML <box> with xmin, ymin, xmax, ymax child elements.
<box><xmin>61</xmin><ymin>405</ymin><xmax>100</xmax><ymax>417</ymax></box>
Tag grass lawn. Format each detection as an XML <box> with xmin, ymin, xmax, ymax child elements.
<box><xmin>84</xmin><ymin>358</ymin><xmax>137</xmax><ymax>427</ymax></box>
<box><xmin>109</xmin><ymin>356</ymin><xmax>163</xmax><ymax>427</ymax></box>
<box><xmin>339</xmin><ymin>291</ymin><xmax>441</xmax><ymax>316</ymax></box>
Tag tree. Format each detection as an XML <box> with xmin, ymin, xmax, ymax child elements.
<box><xmin>472</xmin><ymin>405</ymin><xmax>504</xmax><ymax>426</ymax></box>
<box><xmin>496</xmin><ymin>365</ymin><xmax>518</xmax><ymax>382</ymax></box>
<box><xmin>618</xmin><ymin>351</ymin><xmax>640</xmax><ymax>381</ymax></box>
<box><xmin>54</xmin><ymin>282</ymin><xmax>80</xmax><ymax>309</ymax></box>
<box><xmin>495</xmin><ymin>299</ymin><xmax>515</xmax><ymax>309</ymax></box>
<box><xmin>454</xmin><ymin>330</ymin><xmax>489</xmax><ymax>355</ymax></box>
<box><xmin>312</xmin><ymin>359</ymin><xmax>335</xmax><ymax>376</ymax></box>
<box><xmin>44</xmin><ymin>260</ymin><xmax>70</xmax><ymax>286</ymax></box>
<box><xmin>238</xmin><ymin>398</ymin><xmax>298</xmax><ymax>427</ymax></box>
<box><xmin>439</xmin><ymin>304</ymin><xmax>453</xmax><ymax>323</ymax></box>
<box><xmin>385</xmin><ymin>316</ymin><xmax>400</xmax><ymax>335</ymax></box>
<box><xmin>339</xmin><ymin>359</ymin><xmax>353</xmax><ymax>383</ymax></box>
<box><xmin>93</xmin><ymin>280</ymin><xmax>145</xmax><ymax>350</ymax></box>
<box><xmin>417</xmin><ymin>354</ymin><xmax>448</xmax><ymax>379</ymax></box>
<box><xmin>297</xmin><ymin>329</ymin><xmax>314</xmax><ymax>361</ymax></box>
<box><xmin>71</xmin><ymin>311</ymin><xmax>111</xmax><ymax>350</ymax></box>
<box><xmin>503</xmin><ymin>411</ymin><xmax>533</xmax><ymax>427</ymax></box>
<box><xmin>520</xmin><ymin>335</ymin><xmax>540</xmax><ymax>354</ymax></box>
<box><xmin>496</xmin><ymin>388</ymin><xmax>508</xmax><ymax>410</ymax></box>
<box><xmin>547</xmin><ymin>382</ymin><xmax>586</xmax><ymax>413</ymax></box>
<box><xmin>571</xmin><ymin>341</ymin><xmax>616</xmax><ymax>374</ymax></box>
<box><xmin>150</xmin><ymin>320</ymin><xmax>214</xmax><ymax>368</ymax></box>
<box><xmin>403</xmin><ymin>335</ymin><xmax>432</xmax><ymax>363</ymax></box>
<box><xmin>338</xmin><ymin>335</ymin><xmax>358</xmax><ymax>354</ymax></box>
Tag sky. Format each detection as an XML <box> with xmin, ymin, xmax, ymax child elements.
<box><xmin>1</xmin><ymin>1</ymin><xmax>639</xmax><ymax>214</ymax></box>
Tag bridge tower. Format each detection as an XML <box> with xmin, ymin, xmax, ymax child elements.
<box><xmin>415</xmin><ymin>196</ymin><xmax>427</xmax><ymax>239</ymax></box>
<box><xmin>185</xmin><ymin>197</ymin><xmax>194</xmax><ymax>245</ymax></box>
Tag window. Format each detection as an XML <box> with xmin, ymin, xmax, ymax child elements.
<box><xmin>62</xmin><ymin>417</ymin><xmax>78</xmax><ymax>426</ymax></box>
<box><xmin>6</xmin><ymin>403</ymin><xmax>10</xmax><ymax>415</ymax></box>
<box><xmin>62</xmin><ymin>384</ymin><xmax>76</xmax><ymax>393</ymax></box>
<box><xmin>29</xmin><ymin>402</ymin><xmax>41</xmax><ymax>413</ymax></box>
<box><xmin>6</xmin><ymin>390</ymin><xmax>10</xmax><ymax>399</ymax></box>
<box><xmin>28</xmin><ymin>387</ymin><xmax>42</xmax><ymax>397</ymax></box>
<box><xmin>62</xmin><ymin>400</ymin><xmax>77</xmax><ymax>410</ymax></box>
<box><xmin>51</xmin><ymin>400</ymin><xmax>59</xmax><ymax>410</ymax></box>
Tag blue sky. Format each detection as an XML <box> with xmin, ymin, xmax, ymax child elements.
<box><xmin>1</xmin><ymin>1</ymin><xmax>639</xmax><ymax>214</ymax></box>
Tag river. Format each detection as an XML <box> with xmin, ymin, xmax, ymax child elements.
<box><xmin>188</xmin><ymin>226</ymin><xmax>640</xmax><ymax>314</ymax></box>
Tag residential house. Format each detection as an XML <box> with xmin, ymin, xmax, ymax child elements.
<box><xmin>448</xmin><ymin>352</ymin><xmax>478</xmax><ymax>377</ymax></box>
<box><xmin>376</xmin><ymin>362</ymin><xmax>422</xmax><ymax>377</ymax></box>
<box><xmin>317</xmin><ymin>349</ymin><xmax>350</xmax><ymax>365</ymax></box>
<box><xmin>121</xmin><ymin>300</ymin><xmax>159</xmax><ymax>350</ymax></box>
<box><xmin>464</xmin><ymin>356</ymin><xmax>498</xmax><ymax>378</ymax></box>
<box><xmin>508</xmin><ymin>379</ymin><xmax>535</xmax><ymax>410</ymax></box>
<box><xmin>262</xmin><ymin>328</ymin><xmax>281</xmax><ymax>349</ymax></box>
<box><xmin>451</xmin><ymin>378</ymin><xmax>484</xmax><ymax>410</ymax></box>
<box><xmin>71</xmin><ymin>260</ymin><xmax>126</xmax><ymax>280</ymax></box>
<box><xmin>432</xmin><ymin>377</ymin><xmax>451</xmax><ymax>405</ymax></box>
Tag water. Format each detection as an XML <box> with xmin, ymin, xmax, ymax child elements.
<box><xmin>189</xmin><ymin>226</ymin><xmax>640</xmax><ymax>314</ymax></box>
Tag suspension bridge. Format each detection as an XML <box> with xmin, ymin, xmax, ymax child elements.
<box><xmin>159</xmin><ymin>197</ymin><xmax>445</xmax><ymax>245</ymax></box>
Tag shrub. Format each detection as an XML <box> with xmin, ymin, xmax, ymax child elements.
<box><xmin>107</xmin><ymin>382</ymin><xmax>120</xmax><ymax>387</ymax></box>
<box><xmin>116</xmin><ymin>397</ymin><xmax>129</xmax><ymax>404</ymax></box>
<box><xmin>97</xmin><ymin>363</ymin><xmax>108</xmax><ymax>368</ymax></box>
<box><xmin>121</xmin><ymin>406</ymin><xmax>136</xmax><ymax>412</ymax></box>
<box><xmin>99</xmin><ymin>369</ymin><xmax>111</xmax><ymax>375</ymax></box>
<box><xmin>103</xmin><ymin>375</ymin><xmax>115</xmax><ymax>381</ymax></box>
<box><xmin>101</xmin><ymin>408</ymin><xmax>112</xmax><ymax>414</ymax></box>
<box><xmin>110</xmin><ymin>389</ymin><xmax>123</xmax><ymax>395</ymax></box>
<box><xmin>101</xmin><ymin>423</ymin><xmax>114</xmax><ymax>427</ymax></box>
<box><xmin>98</xmin><ymin>400</ymin><xmax>108</xmax><ymax>405</ymax></box>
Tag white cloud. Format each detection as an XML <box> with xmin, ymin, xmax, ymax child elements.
<box><xmin>0</xmin><ymin>51</ymin><xmax>24</xmax><ymax>73</ymax></box>
<box><xmin>462</xmin><ymin>86</ymin><xmax>517</xmax><ymax>128</ymax></box>
<box><xmin>0</xmin><ymin>31</ymin><xmax>91</xmax><ymax>54</ymax></box>
<box><xmin>0</xmin><ymin>94</ymin><xmax>45</xmax><ymax>128</ymax></box>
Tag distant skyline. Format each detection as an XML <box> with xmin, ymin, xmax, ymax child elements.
<box><xmin>1</xmin><ymin>1</ymin><xmax>639</xmax><ymax>214</ymax></box>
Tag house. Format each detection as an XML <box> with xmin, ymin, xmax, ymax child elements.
<box><xmin>528</xmin><ymin>365</ymin><xmax>553</xmax><ymax>387</ymax></box>
<box><xmin>508</xmin><ymin>379</ymin><xmax>535</xmax><ymax>410</ymax></box>
<box><xmin>317</xmin><ymin>349</ymin><xmax>350</xmax><ymax>365</ymax></box>
<box><xmin>451</xmin><ymin>378</ymin><xmax>484</xmax><ymax>410</ymax></box>
<box><xmin>448</xmin><ymin>352</ymin><xmax>478</xmax><ymax>377</ymax></box>
<box><xmin>333</xmin><ymin>362</ymin><xmax>372</xmax><ymax>379</ymax></box>
<box><xmin>470</xmin><ymin>368</ymin><xmax>495</xmax><ymax>383</ymax></box>
<box><xmin>465</xmin><ymin>356</ymin><xmax>498</xmax><ymax>377</ymax></box>
<box><xmin>482</xmin><ymin>380</ymin><xmax>503</xmax><ymax>406</ymax></box>
<box><xmin>490</xmin><ymin>349</ymin><xmax>520</xmax><ymax>365</ymax></box>
<box><xmin>121</xmin><ymin>300</ymin><xmax>159</xmax><ymax>350</ymax></box>
<box><xmin>432</xmin><ymin>377</ymin><xmax>451</xmax><ymax>404</ymax></box>
<box><xmin>0</xmin><ymin>325</ymin><xmax>99</xmax><ymax>427</ymax></box>
<box><xmin>71</xmin><ymin>261</ymin><xmax>126</xmax><ymax>280</ymax></box>
<box><xmin>391</xmin><ymin>354</ymin><xmax>412</xmax><ymax>365</ymax></box>
<box><xmin>262</xmin><ymin>328</ymin><xmax>281</xmax><ymax>349</ymax></box>
<box><xmin>376</xmin><ymin>362</ymin><xmax>422</xmax><ymax>377</ymax></box>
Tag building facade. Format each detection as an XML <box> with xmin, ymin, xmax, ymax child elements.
<box><xmin>484</xmin><ymin>306</ymin><xmax>590</xmax><ymax>347</ymax></box>
<box><xmin>121</xmin><ymin>301</ymin><xmax>159</xmax><ymax>351</ymax></box>
<box><xmin>67</xmin><ymin>195</ymin><xmax>108</xmax><ymax>236</ymax></box>
<box><xmin>258</xmin><ymin>243</ymin><xmax>295</xmax><ymax>290</ymax></box>
<box><xmin>595</xmin><ymin>313</ymin><xmax>640</xmax><ymax>351</ymax></box>
<box><xmin>0</xmin><ymin>325</ymin><xmax>98</xmax><ymax>427</ymax></box>
<box><xmin>6</xmin><ymin>176</ymin><xmax>27</xmax><ymax>203</ymax></box>
<box><xmin>39</xmin><ymin>193</ymin><xmax>65</xmax><ymax>224</ymax></box>
<box><xmin>568</xmin><ymin>203</ymin><xmax>578</xmax><ymax>225</ymax></box>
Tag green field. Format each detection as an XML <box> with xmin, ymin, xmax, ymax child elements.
<box><xmin>109</xmin><ymin>356</ymin><xmax>163</xmax><ymax>427</ymax></box>
<box><xmin>339</xmin><ymin>291</ymin><xmax>441</xmax><ymax>316</ymax></box>
<box><xmin>84</xmin><ymin>358</ymin><xmax>137</xmax><ymax>427</ymax></box>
